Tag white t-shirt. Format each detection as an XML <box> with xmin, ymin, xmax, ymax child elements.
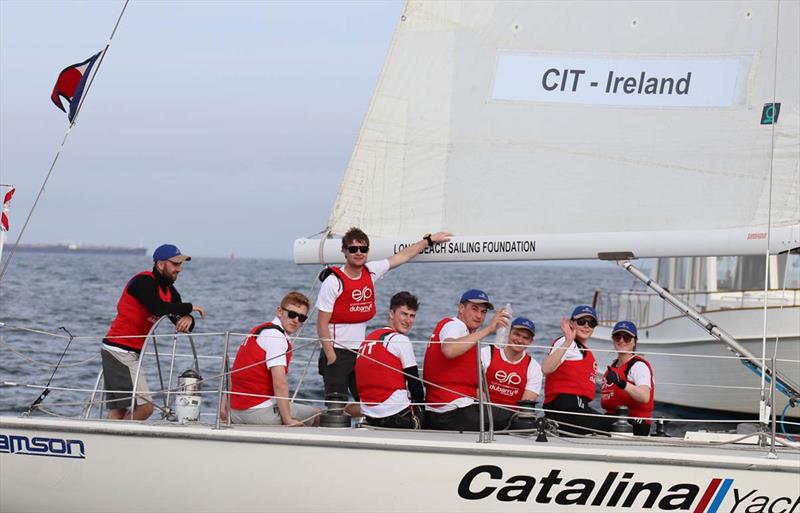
<box><xmin>626</xmin><ymin>360</ymin><xmax>653</xmax><ymax>388</ymax></box>
<box><xmin>360</xmin><ymin>331</ymin><xmax>418</xmax><ymax>418</ymax></box>
<box><xmin>549</xmin><ymin>336</ymin><xmax>587</xmax><ymax>362</ymax></box>
<box><xmin>315</xmin><ymin>259</ymin><xmax>391</xmax><ymax>349</ymax></box>
<box><xmin>427</xmin><ymin>318</ymin><xmax>475</xmax><ymax>413</ymax></box>
<box><xmin>250</xmin><ymin>316</ymin><xmax>290</xmax><ymax>410</ymax></box>
<box><xmin>482</xmin><ymin>346</ymin><xmax>543</xmax><ymax>397</ymax></box>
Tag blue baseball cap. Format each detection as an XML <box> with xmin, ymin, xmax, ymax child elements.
<box><xmin>152</xmin><ymin>244</ymin><xmax>191</xmax><ymax>263</ymax></box>
<box><xmin>612</xmin><ymin>320</ymin><xmax>638</xmax><ymax>338</ymax></box>
<box><xmin>571</xmin><ymin>305</ymin><xmax>597</xmax><ymax>320</ymax></box>
<box><xmin>511</xmin><ymin>317</ymin><xmax>535</xmax><ymax>336</ymax></box>
<box><xmin>460</xmin><ymin>289</ymin><xmax>494</xmax><ymax>310</ymax></box>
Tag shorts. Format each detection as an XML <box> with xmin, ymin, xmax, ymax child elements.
<box><xmin>230</xmin><ymin>403</ymin><xmax>320</xmax><ymax>426</ymax></box>
<box><xmin>101</xmin><ymin>348</ymin><xmax>152</xmax><ymax>410</ymax></box>
<box><xmin>318</xmin><ymin>348</ymin><xmax>359</xmax><ymax>401</ymax></box>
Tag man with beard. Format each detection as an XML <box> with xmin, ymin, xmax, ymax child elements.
<box><xmin>101</xmin><ymin>244</ymin><xmax>205</xmax><ymax>420</ymax></box>
<box><xmin>424</xmin><ymin>289</ymin><xmax>511</xmax><ymax>431</ymax></box>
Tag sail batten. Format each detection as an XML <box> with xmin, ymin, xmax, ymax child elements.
<box><xmin>308</xmin><ymin>1</ymin><xmax>799</xmax><ymax>263</ymax></box>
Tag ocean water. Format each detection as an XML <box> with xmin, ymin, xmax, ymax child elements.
<box><xmin>0</xmin><ymin>253</ymin><xmax>708</xmax><ymax>433</ymax></box>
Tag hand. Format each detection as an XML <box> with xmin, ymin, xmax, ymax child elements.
<box><xmin>560</xmin><ymin>317</ymin><xmax>576</xmax><ymax>342</ymax></box>
<box><xmin>175</xmin><ymin>315</ymin><xmax>193</xmax><ymax>333</ymax></box>
<box><xmin>284</xmin><ymin>418</ymin><xmax>305</xmax><ymax>427</ymax></box>
<box><xmin>429</xmin><ymin>232</ymin><xmax>453</xmax><ymax>244</ymax></box>
<box><xmin>605</xmin><ymin>367</ymin><xmax>625</xmax><ymax>388</ymax></box>
<box><xmin>489</xmin><ymin>308</ymin><xmax>511</xmax><ymax>332</ymax></box>
<box><xmin>192</xmin><ymin>305</ymin><xmax>206</xmax><ymax>319</ymax></box>
<box><xmin>325</xmin><ymin>350</ymin><xmax>337</xmax><ymax>366</ymax></box>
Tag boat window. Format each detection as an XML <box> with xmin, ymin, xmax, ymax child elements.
<box><xmin>780</xmin><ymin>252</ymin><xmax>800</xmax><ymax>289</ymax></box>
<box><xmin>737</xmin><ymin>256</ymin><xmax>767</xmax><ymax>290</ymax></box>
<box><xmin>716</xmin><ymin>256</ymin><xmax>737</xmax><ymax>291</ymax></box>
<box><xmin>656</xmin><ymin>257</ymin><xmax>673</xmax><ymax>288</ymax></box>
<box><xmin>674</xmin><ymin>257</ymin><xmax>693</xmax><ymax>291</ymax></box>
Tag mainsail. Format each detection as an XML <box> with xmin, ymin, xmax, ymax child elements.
<box><xmin>295</xmin><ymin>1</ymin><xmax>799</xmax><ymax>263</ymax></box>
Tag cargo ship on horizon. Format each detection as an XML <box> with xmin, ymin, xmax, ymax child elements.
<box><xmin>14</xmin><ymin>243</ymin><xmax>147</xmax><ymax>256</ymax></box>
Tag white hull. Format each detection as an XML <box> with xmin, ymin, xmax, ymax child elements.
<box><xmin>1</xmin><ymin>417</ymin><xmax>798</xmax><ymax>513</ymax></box>
<box><xmin>593</xmin><ymin>307</ymin><xmax>800</xmax><ymax>416</ymax></box>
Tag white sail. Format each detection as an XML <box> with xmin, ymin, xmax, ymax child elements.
<box><xmin>296</xmin><ymin>0</ymin><xmax>799</xmax><ymax>263</ymax></box>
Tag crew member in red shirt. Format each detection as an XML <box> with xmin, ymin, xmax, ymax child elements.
<box><xmin>355</xmin><ymin>291</ymin><xmax>425</xmax><ymax>429</ymax></box>
<box><xmin>316</xmin><ymin>227</ymin><xmax>451</xmax><ymax>407</ymax></box>
<box><xmin>102</xmin><ymin>244</ymin><xmax>205</xmax><ymax>420</ymax></box>
<box><xmin>541</xmin><ymin>305</ymin><xmax>611</xmax><ymax>435</ymax></box>
<box><xmin>484</xmin><ymin>316</ymin><xmax>542</xmax><ymax>427</ymax></box>
<box><xmin>423</xmin><ymin>289</ymin><xmax>510</xmax><ymax>431</ymax></box>
<box><xmin>230</xmin><ymin>292</ymin><xmax>320</xmax><ymax>426</ymax></box>
<box><xmin>601</xmin><ymin>321</ymin><xmax>654</xmax><ymax>435</ymax></box>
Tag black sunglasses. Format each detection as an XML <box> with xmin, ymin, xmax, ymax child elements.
<box><xmin>612</xmin><ymin>332</ymin><xmax>634</xmax><ymax>343</ymax></box>
<box><xmin>574</xmin><ymin>318</ymin><xmax>598</xmax><ymax>328</ymax></box>
<box><xmin>346</xmin><ymin>245</ymin><xmax>370</xmax><ymax>254</ymax></box>
<box><xmin>283</xmin><ymin>309</ymin><xmax>308</xmax><ymax>323</ymax></box>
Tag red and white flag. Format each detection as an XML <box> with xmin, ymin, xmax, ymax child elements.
<box><xmin>1</xmin><ymin>186</ymin><xmax>15</xmax><ymax>232</ymax></box>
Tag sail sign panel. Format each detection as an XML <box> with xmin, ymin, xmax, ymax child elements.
<box><xmin>296</xmin><ymin>1</ymin><xmax>799</xmax><ymax>263</ymax></box>
<box><xmin>492</xmin><ymin>55</ymin><xmax>746</xmax><ymax>107</ymax></box>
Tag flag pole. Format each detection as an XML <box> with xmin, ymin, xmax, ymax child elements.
<box><xmin>0</xmin><ymin>0</ymin><xmax>130</xmax><ymax>283</ymax></box>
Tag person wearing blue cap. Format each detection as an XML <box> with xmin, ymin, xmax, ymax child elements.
<box><xmin>541</xmin><ymin>305</ymin><xmax>612</xmax><ymax>435</ymax></box>
<box><xmin>423</xmin><ymin>289</ymin><xmax>511</xmax><ymax>430</ymax></box>
<box><xmin>483</xmin><ymin>316</ymin><xmax>543</xmax><ymax>426</ymax></box>
<box><xmin>601</xmin><ymin>321</ymin><xmax>654</xmax><ymax>435</ymax></box>
<box><xmin>101</xmin><ymin>244</ymin><xmax>206</xmax><ymax>421</ymax></box>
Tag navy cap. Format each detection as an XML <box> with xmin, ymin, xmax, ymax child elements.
<box><xmin>460</xmin><ymin>289</ymin><xmax>494</xmax><ymax>310</ymax></box>
<box><xmin>612</xmin><ymin>320</ymin><xmax>638</xmax><ymax>338</ymax></box>
<box><xmin>511</xmin><ymin>316</ymin><xmax>535</xmax><ymax>336</ymax></box>
<box><xmin>152</xmin><ymin>244</ymin><xmax>191</xmax><ymax>263</ymax></box>
<box><xmin>571</xmin><ymin>305</ymin><xmax>597</xmax><ymax>320</ymax></box>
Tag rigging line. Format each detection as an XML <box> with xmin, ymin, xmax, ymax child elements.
<box><xmin>0</xmin><ymin>340</ymin><xmax>99</xmax><ymax>368</ymax></box>
<box><xmin>290</xmin><ymin>266</ymin><xmax>325</xmax><ymax>403</ymax></box>
<box><xmin>22</xmin><ymin>327</ymin><xmax>76</xmax><ymax>417</ymax></box>
<box><xmin>759</xmin><ymin>0</ymin><xmax>783</xmax><ymax>424</ymax></box>
<box><xmin>0</xmin><ymin>0</ymin><xmax>130</xmax><ymax>284</ymax></box>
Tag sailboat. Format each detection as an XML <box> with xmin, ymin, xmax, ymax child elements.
<box><xmin>592</xmin><ymin>255</ymin><xmax>800</xmax><ymax>416</ymax></box>
<box><xmin>2</xmin><ymin>1</ymin><xmax>799</xmax><ymax>511</ymax></box>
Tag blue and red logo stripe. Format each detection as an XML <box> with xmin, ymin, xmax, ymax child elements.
<box><xmin>694</xmin><ymin>478</ymin><xmax>734</xmax><ymax>513</ymax></box>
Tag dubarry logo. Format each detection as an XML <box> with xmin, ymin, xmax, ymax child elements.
<box><xmin>457</xmin><ymin>465</ymin><xmax>799</xmax><ymax>512</ymax></box>
<box><xmin>351</xmin><ymin>287</ymin><xmax>373</xmax><ymax>302</ymax></box>
<box><xmin>0</xmin><ymin>433</ymin><xmax>86</xmax><ymax>459</ymax></box>
<box><xmin>494</xmin><ymin>370</ymin><xmax>522</xmax><ymax>385</ymax></box>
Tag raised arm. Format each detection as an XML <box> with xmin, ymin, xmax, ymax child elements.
<box><xmin>387</xmin><ymin>232</ymin><xmax>452</xmax><ymax>269</ymax></box>
<box><xmin>541</xmin><ymin>317</ymin><xmax>576</xmax><ymax>375</ymax></box>
<box><xmin>441</xmin><ymin>309</ymin><xmax>510</xmax><ymax>359</ymax></box>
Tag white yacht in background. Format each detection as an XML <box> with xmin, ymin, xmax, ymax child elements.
<box><xmin>593</xmin><ymin>254</ymin><xmax>800</xmax><ymax>416</ymax></box>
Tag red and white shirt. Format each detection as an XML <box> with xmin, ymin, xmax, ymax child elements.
<box><xmin>315</xmin><ymin>259</ymin><xmax>390</xmax><ymax>349</ymax></box>
<box><xmin>543</xmin><ymin>336</ymin><xmax>598</xmax><ymax>404</ymax></box>
<box><xmin>356</xmin><ymin>327</ymin><xmax>418</xmax><ymax>418</ymax></box>
<box><xmin>483</xmin><ymin>346</ymin><xmax>542</xmax><ymax>407</ymax></box>
<box><xmin>230</xmin><ymin>317</ymin><xmax>291</xmax><ymax>410</ymax></box>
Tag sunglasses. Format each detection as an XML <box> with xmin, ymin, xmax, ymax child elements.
<box><xmin>612</xmin><ymin>332</ymin><xmax>635</xmax><ymax>343</ymax></box>
<box><xmin>346</xmin><ymin>245</ymin><xmax>370</xmax><ymax>254</ymax></box>
<box><xmin>574</xmin><ymin>318</ymin><xmax>598</xmax><ymax>328</ymax></box>
<box><xmin>283</xmin><ymin>309</ymin><xmax>308</xmax><ymax>323</ymax></box>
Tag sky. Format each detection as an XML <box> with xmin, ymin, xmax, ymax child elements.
<box><xmin>0</xmin><ymin>0</ymin><xmax>403</xmax><ymax>258</ymax></box>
